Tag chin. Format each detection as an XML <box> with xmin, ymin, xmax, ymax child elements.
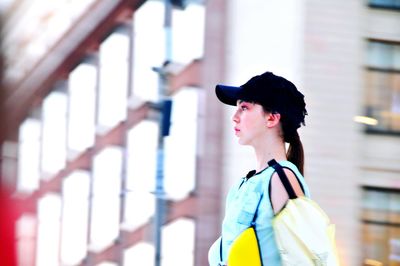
<box><xmin>238</xmin><ymin>138</ymin><xmax>249</xmax><ymax>146</ymax></box>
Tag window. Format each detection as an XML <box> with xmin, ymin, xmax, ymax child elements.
<box><xmin>369</xmin><ymin>0</ymin><xmax>400</xmax><ymax>10</ymax></box>
<box><xmin>122</xmin><ymin>218</ymin><xmax>196</xmax><ymax>266</ymax></box>
<box><xmin>89</xmin><ymin>147</ymin><xmax>123</xmax><ymax>252</ymax></box>
<box><xmin>67</xmin><ymin>62</ymin><xmax>97</xmax><ymax>160</ymax></box>
<box><xmin>97</xmin><ymin>29</ymin><xmax>130</xmax><ymax>134</ymax></box>
<box><xmin>161</xmin><ymin>218</ymin><xmax>195</xmax><ymax>266</ymax></box>
<box><xmin>1</xmin><ymin>141</ymin><xmax>18</xmax><ymax>189</ymax></box>
<box><xmin>123</xmin><ymin>121</ymin><xmax>158</xmax><ymax>231</ymax></box>
<box><xmin>97</xmin><ymin>262</ymin><xmax>118</xmax><ymax>266</ymax></box>
<box><xmin>16</xmin><ymin>215</ymin><xmax>36</xmax><ymax>266</ymax></box>
<box><xmin>362</xmin><ymin>187</ymin><xmax>400</xmax><ymax>265</ymax></box>
<box><xmin>60</xmin><ymin>171</ymin><xmax>90</xmax><ymax>265</ymax></box>
<box><xmin>364</xmin><ymin>40</ymin><xmax>400</xmax><ymax>133</ymax></box>
<box><xmin>123</xmin><ymin>242</ymin><xmax>154</xmax><ymax>266</ymax></box>
<box><xmin>172</xmin><ymin>3</ymin><xmax>205</xmax><ymax>65</ymax></box>
<box><xmin>164</xmin><ymin>88</ymin><xmax>198</xmax><ymax>200</ymax></box>
<box><xmin>17</xmin><ymin>118</ymin><xmax>41</xmax><ymax>193</ymax></box>
<box><xmin>36</xmin><ymin>193</ymin><xmax>62</xmax><ymax>266</ymax></box>
<box><xmin>132</xmin><ymin>0</ymin><xmax>165</xmax><ymax>102</ymax></box>
<box><xmin>41</xmin><ymin>88</ymin><xmax>68</xmax><ymax>179</ymax></box>
<box><xmin>367</xmin><ymin>41</ymin><xmax>400</xmax><ymax>70</ymax></box>
<box><xmin>131</xmin><ymin>0</ymin><xmax>205</xmax><ymax>102</ymax></box>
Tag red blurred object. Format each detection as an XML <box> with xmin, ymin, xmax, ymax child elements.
<box><xmin>0</xmin><ymin>187</ymin><xmax>18</xmax><ymax>266</ymax></box>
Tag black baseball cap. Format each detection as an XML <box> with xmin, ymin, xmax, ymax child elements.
<box><xmin>215</xmin><ymin>71</ymin><xmax>307</xmax><ymax>130</ymax></box>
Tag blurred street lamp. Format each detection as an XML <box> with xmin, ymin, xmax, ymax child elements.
<box><xmin>151</xmin><ymin>1</ymin><xmax>173</xmax><ymax>266</ymax></box>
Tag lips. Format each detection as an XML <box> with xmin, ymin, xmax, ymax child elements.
<box><xmin>234</xmin><ymin>127</ymin><xmax>240</xmax><ymax>134</ymax></box>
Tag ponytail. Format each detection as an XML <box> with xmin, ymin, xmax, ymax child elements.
<box><xmin>286</xmin><ymin>131</ymin><xmax>305</xmax><ymax>175</ymax></box>
<box><xmin>265</xmin><ymin>106</ymin><xmax>307</xmax><ymax>175</ymax></box>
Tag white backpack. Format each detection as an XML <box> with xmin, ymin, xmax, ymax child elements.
<box><xmin>268</xmin><ymin>159</ymin><xmax>340</xmax><ymax>266</ymax></box>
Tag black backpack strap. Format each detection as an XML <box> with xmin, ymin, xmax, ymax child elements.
<box><xmin>220</xmin><ymin>237</ymin><xmax>223</xmax><ymax>262</ymax></box>
<box><xmin>267</xmin><ymin>159</ymin><xmax>297</xmax><ymax>199</ymax></box>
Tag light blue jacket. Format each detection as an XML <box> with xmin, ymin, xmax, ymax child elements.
<box><xmin>208</xmin><ymin>160</ymin><xmax>311</xmax><ymax>266</ymax></box>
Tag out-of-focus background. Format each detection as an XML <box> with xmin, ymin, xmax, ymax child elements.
<box><xmin>0</xmin><ymin>0</ymin><xmax>400</xmax><ymax>265</ymax></box>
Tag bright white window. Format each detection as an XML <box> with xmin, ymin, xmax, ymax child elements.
<box><xmin>96</xmin><ymin>262</ymin><xmax>118</xmax><ymax>266</ymax></box>
<box><xmin>36</xmin><ymin>193</ymin><xmax>62</xmax><ymax>266</ymax></box>
<box><xmin>126</xmin><ymin>121</ymin><xmax>158</xmax><ymax>193</ymax></box>
<box><xmin>123</xmin><ymin>192</ymin><xmax>155</xmax><ymax>232</ymax></box>
<box><xmin>60</xmin><ymin>171</ymin><xmax>90</xmax><ymax>265</ymax></box>
<box><xmin>67</xmin><ymin>63</ymin><xmax>97</xmax><ymax>160</ymax></box>
<box><xmin>132</xmin><ymin>0</ymin><xmax>165</xmax><ymax>101</ymax></box>
<box><xmin>161</xmin><ymin>218</ymin><xmax>195</xmax><ymax>266</ymax></box>
<box><xmin>41</xmin><ymin>90</ymin><xmax>68</xmax><ymax>180</ymax></box>
<box><xmin>123</xmin><ymin>121</ymin><xmax>158</xmax><ymax>230</ymax></box>
<box><xmin>17</xmin><ymin>118</ymin><xmax>41</xmax><ymax>193</ymax></box>
<box><xmin>172</xmin><ymin>4</ymin><xmax>205</xmax><ymax>65</ymax></box>
<box><xmin>90</xmin><ymin>147</ymin><xmax>122</xmax><ymax>252</ymax></box>
<box><xmin>123</xmin><ymin>242</ymin><xmax>155</xmax><ymax>266</ymax></box>
<box><xmin>97</xmin><ymin>30</ymin><xmax>129</xmax><ymax>134</ymax></box>
<box><xmin>16</xmin><ymin>215</ymin><xmax>36</xmax><ymax>266</ymax></box>
<box><xmin>164</xmin><ymin>88</ymin><xmax>198</xmax><ymax>200</ymax></box>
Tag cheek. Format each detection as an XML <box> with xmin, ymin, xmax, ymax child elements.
<box><xmin>245</xmin><ymin>116</ymin><xmax>267</xmax><ymax>133</ymax></box>
<box><xmin>240</xmin><ymin>114</ymin><xmax>253</xmax><ymax>128</ymax></box>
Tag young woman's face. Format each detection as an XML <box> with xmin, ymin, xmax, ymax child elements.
<box><xmin>232</xmin><ymin>100</ymin><xmax>269</xmax><ymax>146</ymax></box>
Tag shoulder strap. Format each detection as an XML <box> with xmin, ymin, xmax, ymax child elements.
<box><xmin>267</xmin><ymin>159</ymin><xmax>297</xmax><ymax>199</ymax></box>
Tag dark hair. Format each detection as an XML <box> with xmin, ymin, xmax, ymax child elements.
<box><xmin>286</xmin><ymin>131</ymin><xmax>304</xmax><ymax>175</ymax></box>
<box><xmin>263</xmin><ymin>107</ymin><xmax>305</xmax><ymax>175</ymax></box>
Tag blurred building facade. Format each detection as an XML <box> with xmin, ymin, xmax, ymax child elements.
<box><xmin>0</xmin><ymin>0</ymin><xmax>400</xmax><ymax>266</ymax></box>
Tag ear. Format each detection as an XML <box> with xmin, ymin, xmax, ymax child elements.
<box><xmin>265</xmin><ymin>113</ymin><xmax>281</xmax><ymax>128</ymax></box>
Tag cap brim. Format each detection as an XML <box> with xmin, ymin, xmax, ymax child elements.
<box><xmin>215</xmin><ymin>85</ymin><xmax>242</xmax><ymax>106</ymax></box>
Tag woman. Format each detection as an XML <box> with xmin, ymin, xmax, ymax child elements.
<box><xmin>208</xmin><ymin>71</ymin><xmax>310</xmax><ymax>265</ymax></box>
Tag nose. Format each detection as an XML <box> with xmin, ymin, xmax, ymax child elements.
<box><xmin>232</xmin><ymin>110</ymin><xmax>240</xmax><ymax>123</ymax></box>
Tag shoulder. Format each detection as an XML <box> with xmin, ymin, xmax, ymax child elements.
<box><xmin>270</xmin><ymin>169</ymin><xmax>304</xmax><ymax>214</ymax></box>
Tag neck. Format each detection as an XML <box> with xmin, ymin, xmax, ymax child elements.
<box><xmin>252</xmin><ymin>136</ymin><xmax>287</xmax><ymax>173</ymax></box>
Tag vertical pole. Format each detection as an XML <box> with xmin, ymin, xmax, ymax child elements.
<box><xmin>154</xmin><ymin>134</ymin><xmax>165</xmax><ymax>266</ymax></box>
<box><xmin>154</xmin><ymin>1</ymin><xmax>173</xmax><ymax>266</ymax></box>
<box><xmin>164</xmin><ymin>0</ymin><xmax>173</xmax><ymax>63</ymax></box>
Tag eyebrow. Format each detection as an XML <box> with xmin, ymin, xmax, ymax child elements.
<box><xmin>237</xmin><ymin>100</ymin><xmax>254</xmax><ymax>105</ymax></box>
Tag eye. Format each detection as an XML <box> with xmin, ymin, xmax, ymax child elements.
<box><xmin>241</xmin><ymin>104</ymin><xmax>249</xmax><ymax>111</ymax></box>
